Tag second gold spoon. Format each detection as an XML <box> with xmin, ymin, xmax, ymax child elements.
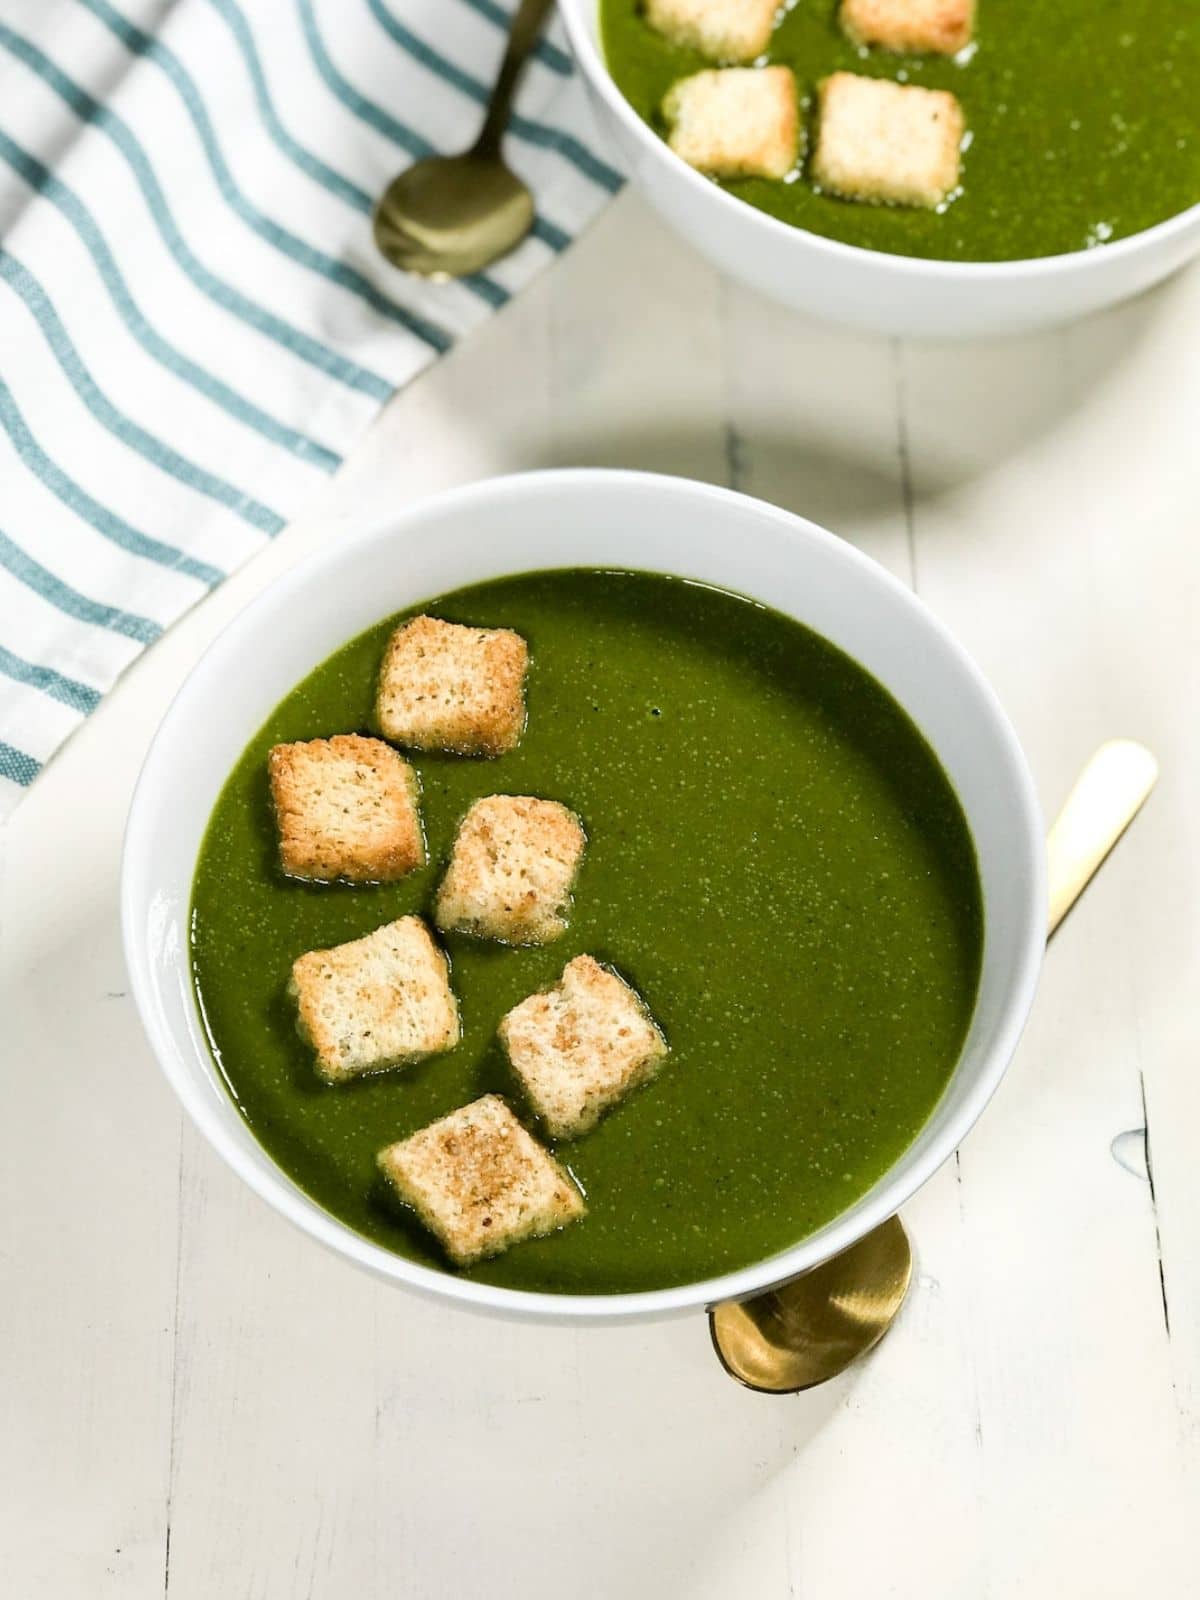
<box><xmin>710</xmin><ymin>739</ymin><xmax>1159</xmax><ymax>1393</ymax></box>
<box><xmin>373</xmin><ymin>0</ymin><xmax>553</xmax><ymax>279</ymax></box>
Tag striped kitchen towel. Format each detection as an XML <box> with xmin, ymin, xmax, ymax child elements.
<box><xmin>0</xmin><ymin>0</ymin><xmax>622</xmax><ymax>814</ymax></box>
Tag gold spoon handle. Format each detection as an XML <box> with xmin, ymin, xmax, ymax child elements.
<box><xmin>1046</xmin><ymin>740</ymin><xmax>1159</xmax><ymax>937</ymax></box>
<box><xmin>474</xmin><ymin>0</ymin><xmax>556</xmax><ymax>157</ymax></box>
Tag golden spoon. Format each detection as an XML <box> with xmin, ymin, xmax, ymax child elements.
<box><xmin>373</xmin><ymin>0</ymin><xmax>553</xmax><ymax>279</ymax></box>
<box><xmin>711</xmin><ymin>739</ymin><xmax>1159</xmax><ymax>1393</ymax></box>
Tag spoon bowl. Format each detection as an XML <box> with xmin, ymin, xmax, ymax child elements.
<box><xmin>373</xmin><ymin>0</ymin><xmax>552</xmax><ymax>279</ymax></box>
<box><xmin>374</xmin><ymin>155</ymin><xmax>535</xmax><ymax>279</ymax></box>
<box><xmin>711</xmin><ymin>1217</ymin><xmax>913</xmax><ymax>1393</ymax></box>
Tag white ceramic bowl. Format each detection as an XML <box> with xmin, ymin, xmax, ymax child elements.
<box><xmin>557</xmin><ymin>0</ymin><xmax>1200</xmax><ymax>339</ymax></box>
<box><xmin>123</xmin><ymin>470</ymin><xmax>1045</xmax><ymax>1322</ymax></box>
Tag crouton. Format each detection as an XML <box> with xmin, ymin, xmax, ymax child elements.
<box><xmin>375</xmin><ymin>615</ymin><xmax>528</xmax><ymax>758</ymax></box>
<box><xmin>267</xmin><ymin>735</ymin><xmax>425</xmax><ymax>884</ymax></box>
<box><xmin>289</xmin><ymin>916</ymin><xmax>459</xmax><ymax>1083</ymax></box>
<box><xmin>377</xmin><ymin>1094</ymin><xmax>585</xmax><ymax>1266</ymax></box>
<box><xmin>811</xmin><ymin>72</ymin><xmax>964</xmax><ymax>209</ymax></box>
<box><xmin>499</xmin><ymin>955</ymin><xmax>669</xmax><ymax>1139</ymax></box>
<box><xmin>840</xmin><ymin>0</ymin><xmax>974</xmax><ymax>57</ymax></box>
<box><xmin>435</xmin><ymin>795</ymin><xmax>586</xmax><ymax>946</ymax></box>
<box><xmin>644</xmin><ymin>0</ymin><xmax>780</xmax><ymax>64</ymax></box>
<box><xmin>663</xmin><ymin>67</ymin><xmax>799</xmax><ymax>181</ymax></box>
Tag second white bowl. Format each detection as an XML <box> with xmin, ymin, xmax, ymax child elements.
<box><xmin>556</xmin><ymin>0</ymin><xmax>1200</xmax><ymax>339</ymax></box>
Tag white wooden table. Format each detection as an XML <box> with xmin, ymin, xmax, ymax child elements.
<box><xmin>3</xmin><ymin>191</ymin><xmax>1198</xmax><ymax>1599</ymax></box>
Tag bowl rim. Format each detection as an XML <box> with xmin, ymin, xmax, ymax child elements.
<box><xmin>555</xmin><ymin>0</ymin><xmax>1200</xmax><ymax>279</ymax></box>
<box><xmin>122</xmin><ymin>468</ymin><xmax>1045</xmax><ymax>1322</ymax></box>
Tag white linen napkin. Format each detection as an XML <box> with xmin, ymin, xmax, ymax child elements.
<box><xmin>0</xmin><ymin>0</ymin><xmax>621</xmax><ymax>812</ymax></box>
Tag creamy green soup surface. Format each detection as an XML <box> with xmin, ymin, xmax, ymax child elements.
<box><xmin>191</xmin><ymin>570</ymin><xmax>983</xmax><ymax>1294</ymax></box>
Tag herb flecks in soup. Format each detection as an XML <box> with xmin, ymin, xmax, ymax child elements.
<box><xmin>191</xmin><ymin>571</ymin><xmax>983</xmax><ymax>1295</ymax></box>
<box><xmin>602</xmin><ymin>0</ymin><xmax>1199</xmax><ymax>260</ymax></box>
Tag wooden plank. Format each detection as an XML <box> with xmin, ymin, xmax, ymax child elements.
<box><xmin>1061</xmin><ymin>271</ymin><xmax>1200</xmax><ymax>1457</ymax></box>
<box><xmin>159</xmin><ymin>1130</ymin><xmax>383</xmax><ymax>1599</ymax></box>
<box><xmin>898</xmin><ymin>269</ymin><xmax>1199</xmax><ymax>1591</ymax></box>
<box><xmin>719</xmin><ymin>287</ymin><xmax>913</xmax><ymax>581</ymax></box>
<box><xmin>544</xmin><ymin>193</ymin><xmax>728</xmax><ymax>477</ymax></box>
<box><xmin>0</xmin><ymin>710</ymin><xmax>178</xmax><ymax>1599</ymax></box>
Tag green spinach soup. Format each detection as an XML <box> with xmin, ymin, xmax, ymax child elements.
<box><xmin>191</xmin><ymin>571</ymin><xmax>982</xmax><ymax>1294</ymax></box>
<box><xmin>601</xmin><ymin>0</ymin><xmax>1199</xmax><ymax>261</ymax></box>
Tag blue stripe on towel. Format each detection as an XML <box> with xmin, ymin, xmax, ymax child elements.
<box><xmin>0</xmin><ymin>250</ymin><xmax>286</xmax><ymax>538</ymax></box>
<box><xmin>454</xmin><ymin>0</ymin><xmax>573</xmax><ymax>75</ymax></box>
<box><xmin>295</xmin><ymin>0</ymin><xmax>571</xmax><ymax>255</ymax></box>
<box><xmin>0</xmin><ymin>740</ymin><xmax>42</xmax><ymax>788</ymax></box>
<box><xmin>0</xmin><ymin>127</ymin><xmax>342</xmax><ymax>472</ymax></box>
<box><xmin>0</xmin><ymin>529</ymin><xmax>162</xmax><ymax>646</ymax></box>
<box><xmin>0</xmin><ymin>24</ymin><xmax>397</xmax><ymax>400</ymax></box>
<box><xmin>0</xmin><ymin>378</ymin><xmax>225</xmax><ymax>588</ymax></box>
<box><xmin>364</xmin><ymin>0</ymin><xmax>621</xmax><ymax>192</ymax></box>
<box><xmin>0</xmin><ymin>645</ymin><xmax>101</xmax><ymax>716</ymax></box>
<box><xmin>202</xmin><ymin>0</ymin><xmax>510</xmax><ymax>310</ymax></box>
<box><xmin>204</xmin><ymin>0</ymin><xmax>376</xmax><ymax>212</ymax></box>
<box><xmin>76</xmin><ymin>0</ymin><xmax>454</xmax><ymax>352</ymax></box>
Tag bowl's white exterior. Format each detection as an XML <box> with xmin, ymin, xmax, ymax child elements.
<box><xmin>557</xmin><ymin>0</ymin><xmax>1200</xmax><ymax>339</ymax></box>
<box><xmin>122</xmin><ymin>470</ymin><xmax>1045</xmax><ymax>1323</ymax></box>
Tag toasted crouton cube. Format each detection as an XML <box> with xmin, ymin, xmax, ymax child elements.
<box><xmin>375</xmin><ymin>615</ymin><xmax>528</xmax><ymax>758</ymax></box>
<box><xmin>377</xmin><ymin>1095</ymin><xmax>585</xmax><ymax>1266</ymax></box>
<box><xmin>435</xmin><ymin>796</ymin><xmax>586</xmax><ymax>946</ymax></box>
<box><xmin>499</xmin><ymin>956</ymin><xmax>669</xmax><ymax>1139</ymax></box>
<box><xmin>289</xmin><ymin>916</ymin><xmax>459</xmax><ymax>1083</ymax></box>
<box><xmin>841</xmin><ymin>0</ymin><xmax>974</xmax><ymax>56</ymax></box>
<box><xmin>645</xmin><ymin>0</ymin><xmax>779</xmax><ymax>63</ymax></box>
<box><xmin>663</xmin><ymin>67</ymin><xmax>799</xmax><ymax>181</ymax></box>
<box><xmin>268</xmin><ymin>735</ymin><xmax>424</xmax><ymax>884</ymax></box>
<box><xmin>812</xmin><ymin>72</ymin><xmax>963</xmax><ymax>209</ymax></box>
